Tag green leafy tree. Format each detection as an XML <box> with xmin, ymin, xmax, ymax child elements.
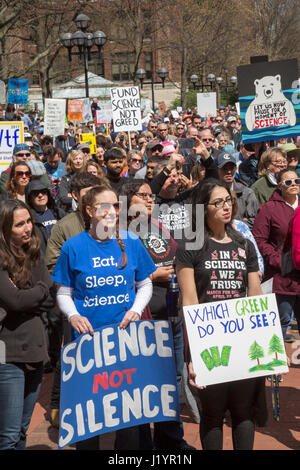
<box><xmin>249</xmin><ymin>341</ymin><xmax>264</xmax><ymax>366</ymax></box>
<box><xmin>268</xmin><ymin>334</ymin><xmax>285</xmax><ymax>361</ymax></box>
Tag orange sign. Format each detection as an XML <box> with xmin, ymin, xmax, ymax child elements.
<box><xmin>67</xmin><ymin>99</ymin><xmax>83</xmax><ymax>122</ymax></box>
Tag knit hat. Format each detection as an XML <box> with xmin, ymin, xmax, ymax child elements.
<box><xmin>161</xmin><ymin>141</ymin><xmax>176</xmax><ymax>157</ymax></box>
<box><xmin>13</xmin><ymin>143</ymin><xmax>30</xmax><ymax>155</ymax></box>
<box><xmin>27</xmin><ymin>160</ymin><xmax>46</xmax><ymax>176</ymax></box>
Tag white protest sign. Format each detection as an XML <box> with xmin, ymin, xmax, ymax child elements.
<box><xmin>82</xmin><ymin>98</ymin><xmax>93</xmax><ymax>123</ymax></box>
<box><xmin>110</xmin><ymin>86</ymin><xmax>142</xmax><ymax>132</ymax></box>
<box><xmin>235</xmin><ymin>102</ymin><xmax>240</xmax><ymax>115</ymax></box>
<box><xmin>44</xmin><ymin>98</ymin><xmax>66</xmax><ymax>137</ymax></box>
<box><xmin>0</xmin><ymin>121</ymin><xmax>24</xmax><ymax>171</ymax></box>
<box><xmin>96</xmin><ymin>108</ymin><xmax>113</xmax><ymax>124</ymax></box>
<box><xmin>184</xmin><ymin>294</ymin><xmax>288</xmax><ymax>387</ymax></box>
<box><xmin>197</xmin><ymin>92</ymin><xmax>217</xmax><ymax>117</ymax></box>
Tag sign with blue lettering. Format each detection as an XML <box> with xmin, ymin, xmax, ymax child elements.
<box><xmin>7</xmin><ymin>78</ymin><xmax>29</xmax><ymax>104</ymax></box>
<box><xmin>237</xmin><ymin>59</ymin><xmax>300</xmax><ymax>144</ymax></box>
<box><xmin>0</xmin><ymin>122</ymin><xmax>24</xmax><ymax>170</ymax></box>
<box><xmin>59</xmin><ymin>320</ymin><xmax>179</xmax><ymax>449</ymax></box>
<box><xmin>183</xmin><ymin>294</ymin><xmax>288</xmax><ymax>387</ymax></box>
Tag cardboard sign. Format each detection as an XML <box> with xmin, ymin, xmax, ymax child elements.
<box><xmin>7</xmin><ymin>79</ymin><xmax>29</xmax><ymax>104</ymax></box>
<box><xmin>110</xmin><ymin>86</ymin><xmax>142</xmax><ymax>133</ymax></box>
<box><xmin>183</xmin><ymin>294</ymin><xmax>288</xmax><ymax>387</ymax></box>
<box><xmin>79</xmin><ymin>132</ymin><xmax>97</xmax><ymax>154</ymax></box>
<box><xmin>237</xmin><ymin>59</ymin><xmax>300</xmax><ymax>143</ymax></box>
<box><xmin>68</xmin><ymin>99</ymin><xmax>83</xmax><ymax>122</ymax></box>
<box><xmin>197</xmin><ymin>93</ymin><xmax>217</xmax><ymax>117</ymax></box>
<box><xmin>44</xmin><ymin>99</ymin><xmax>66</xmax><ymax>137</ymax></box>
<box><xmin>0</xmin><ymin>121</ymin><xmax>24</xmax><ymax>170</ymax></box>
<box><xmin>58</xmin><ymin>321</ymin><xmax>179</xmax><ymax>449</ymax></box>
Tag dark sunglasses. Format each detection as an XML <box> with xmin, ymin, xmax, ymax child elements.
<box><xmin>16</xmin><ymin>152</ymin><xmax>31</xmax><ymax>158</ymax></box>
<box><xmin>31</xmin><ymin>189</ymin><xmax>48</xmax><ymax>197</ymax></box>
<box><xmin>16</xmin><ymin>171</ymin><xmax>31</xmax><ymax>178</ymax></box>
<box><xmin>202</xmin><ymin>138</ymin><xmax>214</xmax><ymax>142</ymax></box>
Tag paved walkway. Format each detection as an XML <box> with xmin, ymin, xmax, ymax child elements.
<box><xmin>26</xmin><ymin>333</ymin><xmax>300</xmax><ymax>451</ymax></box>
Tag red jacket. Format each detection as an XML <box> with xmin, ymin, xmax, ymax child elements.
<box><xmin>292</xmin><ymin>206</ymin><xmax>300</xmax><ymax>270</ymax></box>
<box><xmin>252</xmin><ymin>190</ymin><xmax>300</xmax><ymax>295</ymax></box>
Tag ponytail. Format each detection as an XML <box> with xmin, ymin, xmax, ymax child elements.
<box><xmin>115</xmin><ymin>229</ymin><xmax>128</xmax><ymax>269</ymax></box>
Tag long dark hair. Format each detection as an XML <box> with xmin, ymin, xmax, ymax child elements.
<box><xmin>118</xmin><ymin>179</ymin><xmax>149</xmax><ymax>223</ymax></box>
<box><xmin>6</xmin><ymin>160</ymin><xmax>31</xmax><ymax>197</ymax></box>
<box><xmin>191</xmin><ymin>178</ymin><xmax>246</xmax><ymax>250</ymax></box>
<box><xmin>0</xmin><ymin>199</ymin><xmax>41</xmax><ymax>288</ymax></box>
<box><xmin>82</xmin><ymin>185</ymin><xmax>127</xmax><ymax>269</ymax></box>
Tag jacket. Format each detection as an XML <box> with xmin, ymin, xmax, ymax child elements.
<box><xmin>0</xmin><ymin>257</ymin><xmax>55</xmax><ymax>363</ymax></box>
<box><xmin>252</xmin><ymin>189</ymin><xmax>300</xmax><ymax>294</ymax></box>
<box><xmin>232</xmin><ymin>179</ymin><xmax>258</xmax><ymax>229</ymax></box>
<box><xmin>291</xmin><ymin>206</ymin><xmax>300</xmax><ymax>270</ymax></box>
<box><xmin>45</xmin><ymin>210</ymin><xmax>85</xmax><ymax>274</ymax></box>
<box><xmin>251</xmin><ymin>174</ymin><xmax>277</xmax><ymax>206</ymax></box>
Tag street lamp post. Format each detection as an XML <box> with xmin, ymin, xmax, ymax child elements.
<box><xmin>190</xmin><ymin>73</ymin><xmax>216</xmax><ymax>91</ymax></box>
<box><xmin>61</xmin><ymin>14</ymin><xmax>107</xmax><ymax>98</ymax></box>
<box><xmin>191</xmin><ymin>73</ymin><xmax>237</xmax><ymax>105</ymax></box>
<box><xmin>136</xmin><ymin>68</ymin><xmax>168</xmax><ymax>112</ymax></box>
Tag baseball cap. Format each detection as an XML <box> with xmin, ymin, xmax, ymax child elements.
<box><xmin>27</xmin><ymin>160</ymin><xmax>46</xmax><ymax>176</ymax></box>
<box><xmin>78</xmin><ymin>143</ymin><xmax>90</xmax><ymax>151</ymax></box>
<box><xmin>227</xmin><ymin>116</ymin><xmax>237</xmax><ymax>123</ymax></box>
<box><xmin>278</xmin><ymin>143</ymin><xmax>300</xmax><ymax>159</ymax></box>
<box><xmin>216</xmin><ymin>152</ymin><xmax>237</xmax><ymax>168</ymax></box>
<box><xmin>13</xmin><ymin>144</ymin><xmax>30</xmax><ymax>154</ymax></box>
<box><xmin>146</xmin><ymin>140</ymin><xmax>163</xmax><ymax>151</ymax></box>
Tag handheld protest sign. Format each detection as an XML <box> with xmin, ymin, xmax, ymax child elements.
<box><xmin>44</xmin><ymin>99</ymin><xmax>66</xmax><ymax>137</ymax></box>
<box><xmin>237</xmin><ymin>59</ymin><xmax>300</xmax><ymax>144</ymax></box>
<box><xmin>96</xmin><ymin>108</ymin><xmax>113</xmax><ymax>125</ymax></box>
<box><xmin>68</xmin><ymin>99</ymin><xmax>83</xmax><ymax>122</ymax></box>
<box><xmin>197</xmin><ymin>92</ymin><xmax>217</xmax><ymax>118</ymax></box>
<box><xmin>110</xmin><ymin>86</ymin><xmax>142</xmax><ymax>133</ymax></box>
<box><xmin>7</xmin><ymin>79</ymin><xmax>29</xmax><ymax>105</ymax></box>
<box><xmin>0</xmin><ymin>81</ymin><xmax>6</xmax><ymax>104</ymax></box>
<box><xmin>183</xmin><ymin>294</ymin><xmax>288</xmax><ymax>387</ymax></box>
<box><xmin>0</xmin><ymin>122</ymin><xmax>24</xmax><ymax>170</ymax></box>
<box><xmin>79</xmin><ymin>132</ymin><xmax>97</xmax><ymax>154</ymax></box>
<box><xmin>58</xmin><ymin>321</ymin><xmax>179</xmax><ymax>449</ymax></box>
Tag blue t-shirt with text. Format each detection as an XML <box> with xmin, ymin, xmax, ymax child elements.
<box><xmin>52</xmin><ymin>230</ymin><xmax>156</xmax><ymax>333</ymax></box>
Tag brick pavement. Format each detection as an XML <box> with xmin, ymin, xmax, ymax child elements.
<box><xmin>26</xmin><ymin>333</ymin><xmax>300</xmax><ymax>451</ymax></box>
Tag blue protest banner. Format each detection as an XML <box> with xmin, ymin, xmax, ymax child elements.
<box><xmin>7</xmin><ymin>79</ymin><xmax>29</xmax><ymax>105</ymax></box>
<box><xmin>58</xmin><ymin>320</ymin><xmax>180</xmax><ymax>449</ymax></box>
<box><xmin>237</xmin><ymin>59</ymin><xmax>300</xmax><ymax>144</ymax></box>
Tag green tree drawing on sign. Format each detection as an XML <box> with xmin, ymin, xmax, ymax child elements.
<box><xmin>268</xmin><ymin>334</ymin><xmax>285</xmax><ymax>361</ymax></box>
<box><xmin>249</xmin><ymin>341</ymin><xmax>264</xmax><ymax>366</ymax></box>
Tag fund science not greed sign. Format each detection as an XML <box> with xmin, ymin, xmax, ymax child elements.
<box><xmin>110</xmin><ymin>86</ymin><xmax>142</xmax><ymax>133</ymax></box>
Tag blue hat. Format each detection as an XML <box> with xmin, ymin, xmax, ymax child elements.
<box><xmin>216</xmin><ymin>152</ymin><xmax>237</xmax><ymax>168</ymax></box>
<box><xmin>13</xmin><ymin>143</ymin><xmax>30</xmax><ymax>155</ymax></box>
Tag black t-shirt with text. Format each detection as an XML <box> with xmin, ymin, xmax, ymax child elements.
<box><xmin>176</xmin><ymin>238</ymin><xmax>259</xmax><ymax>303</ymax></box>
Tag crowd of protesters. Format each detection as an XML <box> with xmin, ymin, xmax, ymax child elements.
<box><xmin>0</xmin><ymin>99</ymin><xmax>300</xmax><ymax>450</ymax></box>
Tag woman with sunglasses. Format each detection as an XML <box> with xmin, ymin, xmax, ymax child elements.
<box><xmin>2</xmin><ymin>161</ymin><xmax>32</xmax><ymax>202</ymax></box>
<box><xmin>0</xmin><ymin>199</ymin><xmax>55</xmax><ymax>449</ymax></box>
<box><xmin>176</xmin><ymin>179</ymin><xmax>267</xmax><ymax>450</ymax></box>
<box><xmin>51</xmin><ymin>184</ymin><xmax>156</xmax><ymax>450</ymax></box>
<box><xmin>252</xmin><ymin>168</ymin><xmax>300</xmax><ymax>341</ymax></box>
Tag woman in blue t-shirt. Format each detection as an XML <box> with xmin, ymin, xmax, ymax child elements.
<box><xmin>52</xmin><ymin>184</ymin><xmax>156</xmax><ymax>449</ymax></box>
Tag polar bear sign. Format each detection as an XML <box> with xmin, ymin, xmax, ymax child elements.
<box><xmin>237</xmin><ymin>59</ymin><xmax>300</xmax><ymax>143</ymax></box>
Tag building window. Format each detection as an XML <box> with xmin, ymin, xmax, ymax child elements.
<box><xmin>112</xmin><ymin>53</ymin><xmax>135</xmax><ymax>81</ymax></box>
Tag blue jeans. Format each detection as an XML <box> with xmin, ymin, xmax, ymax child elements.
<box><xmin>276</xmin><ymin>294</ymin><xmax>300</xmax><ymax>338</ymax></box>
<box><xmin>0</xmin><ymin>362</ymin><xmax>43</xmax><ymax>450</ymax></box>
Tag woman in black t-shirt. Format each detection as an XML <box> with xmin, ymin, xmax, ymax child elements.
<box><xmin>176</xmin><ymin>179</ymin><xmax>267</xmax><ymax>450</ymax></box>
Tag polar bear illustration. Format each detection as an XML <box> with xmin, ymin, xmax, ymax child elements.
<box><xmin>245</xmin><ymin>74</ymin><xmax>296</xmax><ymax>131</ymax></box>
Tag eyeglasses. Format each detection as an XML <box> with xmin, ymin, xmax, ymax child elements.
<box><xmin>202</xmin><ymin>138</ymin><xmax>214</xmax><ymax>142</ymax></box>
<box><xmin>271</xmin><ymin>159</ymin><xmax>287</xmax><ymax>166</ymax></box>
<box><xmin>207</xmin><ymin>195</ymin><xmax>233</xmax><ymax>209</ymax></box>
<box><xmin>135</xmin><ymin>192</ymin><xmax>155</xmax><ymax>200</ymax></box>
<box><xmin>282</xmin><ymin>178</ymin><xmax>300</xmax><ymax>186</ymax></box>
<box><xmin>93</xmin><ymin>202</ymin><xmax>120</xmax><ymax>214</ymax></box>
<box><xmin>16</xmin><ymin>171</ymin><xmax>31</xmax><ymax>178</ymax></box>
<box><xmin>16</xmin><ymin>152</ymin><xmax>31</xmax><ymax>158</ymax></box>
<box><xmin>131</xmin><ymin>158</ymin><xmax>143</xmax><ymax>164</ymax></box>
<box><xmin>216</xmin><ymin>119</ymin><xmax>223</xmax><ymax>123</ymax></box>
